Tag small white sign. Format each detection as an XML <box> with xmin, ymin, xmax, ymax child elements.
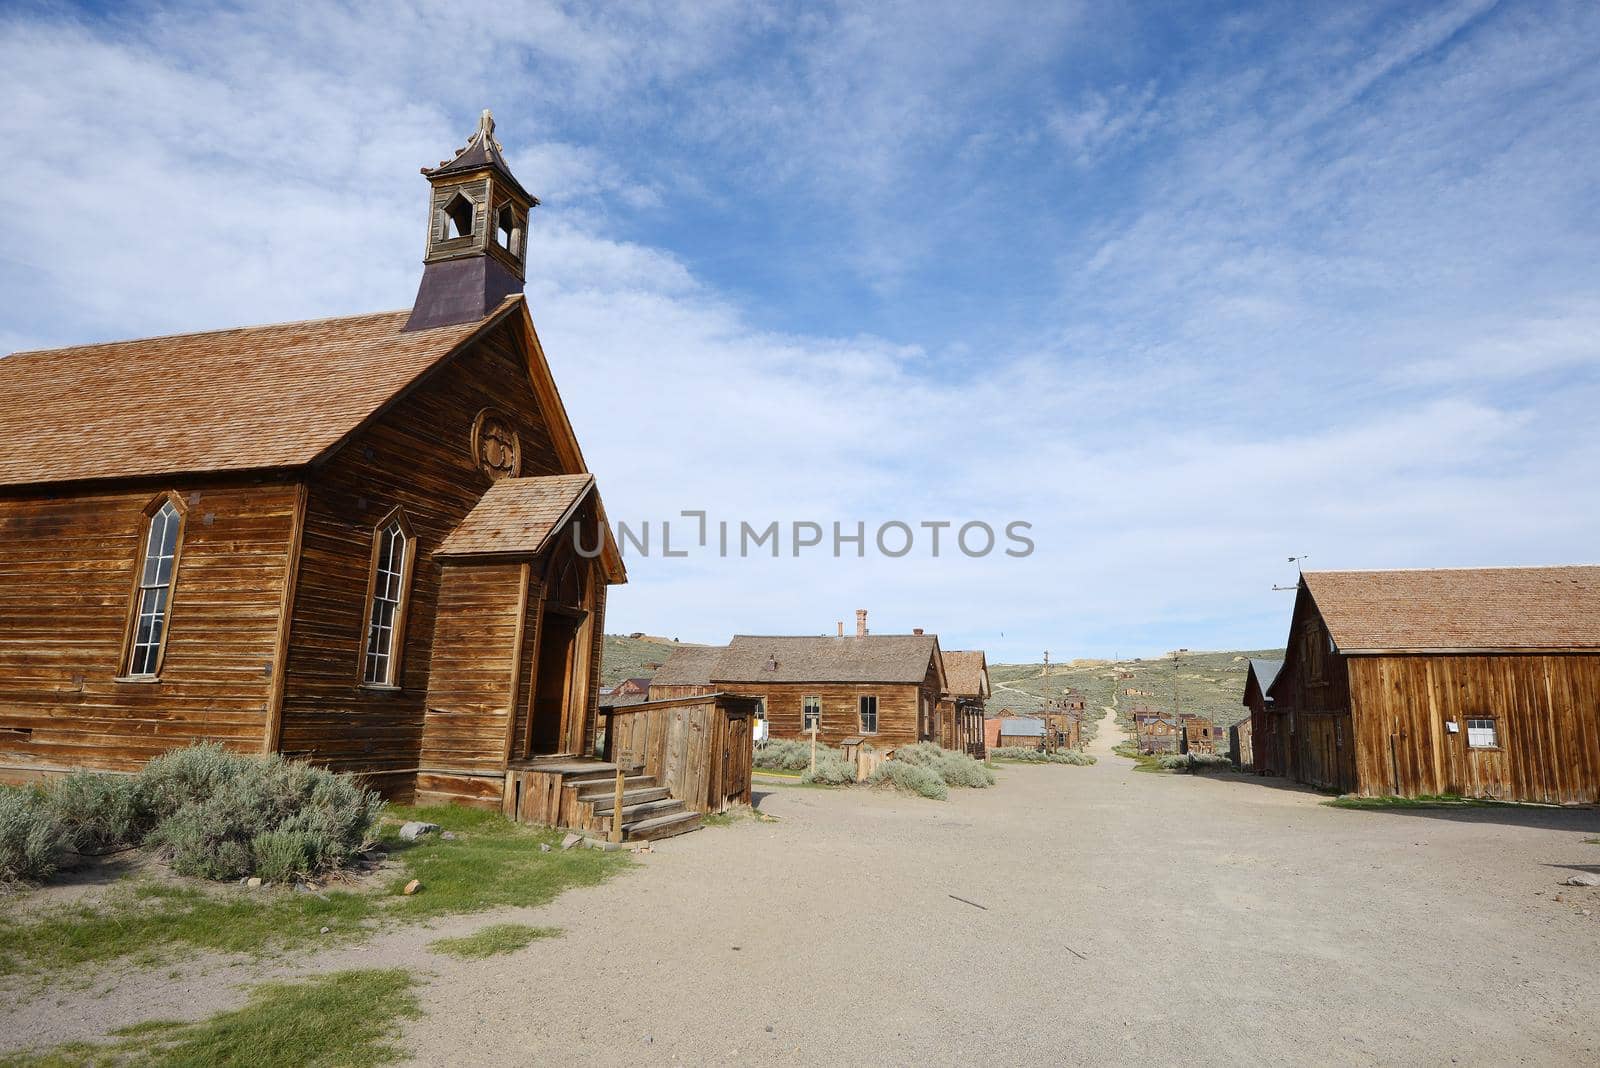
<box><xmin>1445</xmin><ymin>720</ymin><xmax>1459</xmax><ymax>733</ymax></box>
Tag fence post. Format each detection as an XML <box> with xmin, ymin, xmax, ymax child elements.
<box><xmin>810</xmin><ymin>724</ymin><xmax>818</xmax><ymax>773</ymax></box>
<box><xmin>609</xmin><ymin>764</ymin><xmax>626</xmax><ymax>844</ymax></box>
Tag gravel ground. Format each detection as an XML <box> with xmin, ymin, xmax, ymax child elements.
<box><xmin>5</xmin><ymin>710</ymin><xmax>1599</xmax><ymax>1065</ymax></box>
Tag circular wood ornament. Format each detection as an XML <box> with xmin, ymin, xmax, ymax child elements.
<box><xmin>470</xmin><ymin>408</ymin><xmax>521</xmax><ymax>481</ymax></box>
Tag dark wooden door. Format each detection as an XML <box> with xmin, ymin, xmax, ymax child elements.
<box><xmin>530</xmin><ymin>615</ymin><xmax>577</xmax><ymax>755</ymax></box>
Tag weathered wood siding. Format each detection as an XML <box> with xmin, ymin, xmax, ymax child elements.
<box><xmin>1347</xmin><ymin>654</ymin><xmax>1600</xmax><ymax>804</ymax></box>
<box><xmin>603</xmin><ymin>695</ymin><xmax>756</xmax><ymax>813</ymax></box>
<box><xmin>0</xmin><ymin>479</ymin><xmax>298</xmax><ymax>777</ymax></box>
<box><xmin>277</xmin><ymin>317</ymin><xmax>563</xmax><ymax>789</ymax></box>
<box><xmin>731</xmin><ymin>681</ymin><xmax>922</xmax><ymax>748</ymax></box>
<box><xmin>416</xmin><ymin>562</ymin><xmax>528</xmax><ymax>804</ymax></box>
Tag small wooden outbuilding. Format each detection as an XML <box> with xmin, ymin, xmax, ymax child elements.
<box><xmin>1265</xmin><ymin>567</ymin><xmax>1600</xmax><ymax>803</ymax></box>
<box><xmin>1241</xmin><ymin>658</ymin><xmax>1282</xmax><ymax>774</ymax></box>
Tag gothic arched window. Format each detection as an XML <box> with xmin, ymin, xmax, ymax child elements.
<box><xmin>360</xmin><ymin>509</ymin><xmax>417</xmax><ymax>687</ymax></box>
<box><xmin>123</xmin><ymin>494</ymin><xmax>185</xmax><ymax>678</ymax></box>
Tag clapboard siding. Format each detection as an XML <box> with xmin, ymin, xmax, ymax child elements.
<box><xmin>0</xmin><ymin>480</ymin><xmax>298</xmax><ymax>776</ymax></box>
<box><xmin>277</xmin><ymin>316</ymin><xmax>562</xmax><ymax>782</ymax></box>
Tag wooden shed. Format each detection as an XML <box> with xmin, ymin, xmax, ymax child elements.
<box><xmin>996</xmin><ymin>717</ymin><xmax>1046</xmax><ymax>750</ymax></box>
<box><xmin>1265</xmin><ymin>567</ymin><xmax>1600</xmax><ymax>803</ymax></box>
<box><xmin>0</xmin><ymin>113</ymin><xmax>733</xmax><ymax>837</ymax></box>
<box><xmin>1241</xmin><ymin>657</ymin><xmax>1282</xmax><ymax>774</ymax></box>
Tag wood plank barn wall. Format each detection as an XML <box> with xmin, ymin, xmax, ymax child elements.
<box><xmin>1348</xmin><ymin>654</ymin><xmax>1600</xmax><ymax>804</ymax></box>
<box><xmin>277</xmin><ymin>318</ymin><xmax>561</xmax><ymax>795</ymax></box>
<box><xmin>0</xmin><ymin>479</ymin><xmax>299</xmax><ymax>779</ymax></box>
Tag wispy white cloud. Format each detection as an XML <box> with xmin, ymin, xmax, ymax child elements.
<box><xmin>1</xmin><ymin>2</ymin><xmax>1598</xmax><ymax>659</ymax></box>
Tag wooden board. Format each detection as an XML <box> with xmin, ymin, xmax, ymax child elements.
<box><xmin>0</xmin><ymin>478</ymin><xmax>299</xmax><ymax>775</ymax></box>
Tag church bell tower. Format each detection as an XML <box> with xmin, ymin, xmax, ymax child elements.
<box><xmin>403</xmin><ymin>110</ymin><xmax>539</xmax><ymax>332</ymax></box>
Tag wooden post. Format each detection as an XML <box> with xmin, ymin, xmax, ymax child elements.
<box><xmin>608</xmin><ymin>764</ymin><xmax>626</xmax><ymax>844</ymax></box>
<box><xmin>810</xmin><ymin>724</ymin><xmax>818</xmax><ymax>773</ymax></box>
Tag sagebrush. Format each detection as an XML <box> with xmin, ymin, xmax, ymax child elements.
<box><xmin>0</xmin><ymin>786</ymin><xmax>68</xmax><ymax>883</ymax></box>
<box><xmin>990</xmin><ymin>747</ymin><xmax>1096</xmax><ymax>766</ymax></box>
<box><xmin>1158</xmin><ymin>752</ymin><xmax>1233</xmax><ymax>773</ymax></box>
<box><xmin>868</xmin><ymin>760</ymin><xmax>948</xmax><ymax>800</ymax></box>
<box><xmin>800</xmin><ymin>749</ymin><xmax>856</xmax><ymax>785</ymax></box>
<box><xmin>891</xmin><ymin>743</ymin><xmax>996</xmax><ymax>787</ymax></box>
<box><xmin>753</xmin><ymin>739</ymin><xmax>822</xmax><ymax>771</ymax></box>
<box><xmin>0</xmin><ymin>744</ymin><xmax>384</xmax><ymax>885</ymax></box>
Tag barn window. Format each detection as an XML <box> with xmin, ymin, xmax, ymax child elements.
<box><xmin>1303</xmin><ymin>623</ymin><xmax>1326</xmax><ymax>683</ymax></box>
<box><xmin>122</xmin><ymin>496</ymin><xmax>185</xmax><ymax>678</ymax></box>
<box><xmin>360</xmin><ymin>509</ymin><xmax>416</xmax><ymax>688</ymax></box>
<box><xmin>1466</xmin><ymin>717</ymin><xmax>1499</xmax><ymax>749</ymax></box>
<box><xmin>858</xmin><ymin>695</ymin><xmax>878</xmax><ymax>734</ymax></box>
<box><xmin>803</xmin><ymin>695</ymin><xmax>821</xmax><ymax>733</ymax></box>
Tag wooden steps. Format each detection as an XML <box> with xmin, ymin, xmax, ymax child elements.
<box><xmin>570</xmin><ymin>771</ymin><xmax>701</xmax><ymax>841</ymax></box>
<box><xmin>625</xmin><ymin>810</ymin><xmax>701</xmax><ymax>841</ymax></box>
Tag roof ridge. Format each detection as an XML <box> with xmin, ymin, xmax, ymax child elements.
<box><xmin>6</xmin><ymin>295</ymin><xmax>524</xmax><ymax>359</ymax></box>
<box><xmin>1306</xmin><ymin>564</ymin><xmax>1600</xmax><ymax>575</ymax></box>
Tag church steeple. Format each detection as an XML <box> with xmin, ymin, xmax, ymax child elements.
<box><xmin>403</xmin><ymin>110</ymin><xmax>540</xmax><ymax>332</ymax></box>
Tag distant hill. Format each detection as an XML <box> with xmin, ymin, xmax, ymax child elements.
<box><xmin>603</xmin><ymin>634</ymin><xmax>1276</xmax><ymax>729</ymax></box>
<box><xmin>599</xmin><ymin>633</ymin><xmax>701</xmax><ymax>686</ymax></box>
<box><xmin>987</xmin><ymin>649</ymin><xmax>1280</xmax><ymax>729</ymax></box>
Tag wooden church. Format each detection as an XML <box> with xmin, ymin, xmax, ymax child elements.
<box><xmin>0</xmin><ymin>112</ymin><xmax>660</xmax><ymax>822</ymax></box>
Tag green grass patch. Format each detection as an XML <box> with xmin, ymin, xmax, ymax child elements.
<box><xmin>429</xmin><ymin>922</ymin><xmax>559</xmax><ymax>960</ymax></box>
<box><xmin>0</xmin><ymin>804</ymin><xmax>627</xmax><ymax>978</ymax></box>
<box><xmin>1112</xmin><ymin>743</ymin><xmax>1167</xmax><ymax>773</ymax></box>
<box><xmin>751</xmin><ymin>766</ymin><xmax>804</xmax><ymax>779</ymax></box>
<box><xmin>0</xmin><ymin>883</ymin><xmax>373</xmax><ymax>979</ymax></box>
<box><xmin>378</xmin><ymin>805</ymin><xmax>624</xmax><ymax>920</ymax></box>
<box><xmin>0</xmin><ymin>968</ymin><xmax>418</xmax><ymax>1067</ymax></box>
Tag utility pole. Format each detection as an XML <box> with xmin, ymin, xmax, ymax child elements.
<box><xmin>1042</xmin><ymin>650</ymin><xmax>1050</xmax><ymax>677</ymax></box>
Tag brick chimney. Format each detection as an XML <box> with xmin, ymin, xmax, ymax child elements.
<box><xmin>913</xmin><ymin>628</ymin><xmax>924</xmax><ymax>636</ymax></box>
<box><xmin>856</xmin><ymin>609</ymin><xmax>868</xmax><ymax>637</ymax></box>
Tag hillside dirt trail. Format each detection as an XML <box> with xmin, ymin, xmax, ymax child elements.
<box><xmin>1084</xmin><ymin>703</ymin><xmax>1127</xmax><ymax>759</ymax></box>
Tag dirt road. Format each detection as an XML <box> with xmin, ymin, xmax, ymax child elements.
<box><xmin>8</xmin><ymin>710</ymin><xmax>1598</xmax><ymax>1065</ymax></box>
<box><xmin>399</xmin><ymin>713</ymin><xmax>1598</xmax><ymax>1065</ymax></box>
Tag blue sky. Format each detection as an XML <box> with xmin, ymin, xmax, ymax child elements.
<box><xmin>3</xmin><ymin>1</ymin><xmax>1598</xmax><ymax>661</ymax></box>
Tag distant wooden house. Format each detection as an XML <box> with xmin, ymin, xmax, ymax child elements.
<box><xmin>1042</xmin><ymin>710</ymin><xmax>1081</xmax><ymax>750</ymax></box>
<box><xmin>1265</xmin><ymin>567</ymin><xmax>1600</xmax><ymax>803</ymax></box>
<box><xmin>1180</xmin><ymin>716</ymin><xmax>1218</xmax><ymax>755</ymax></box>
<box><xmin>996</xmin><ymin>716</ymin><xmax>1046</xmax><ymax>750</ymax></box>
<box><xmin>1060</xmin><ymin>689</ymin><xmax>1088</xmax><ymax>714</ymax></box>
<box><xmin>1241</xmin><ymin>657</ymin><xmax>1282</xmax><ymax>774</ymax></box>
<box><xmin>938</xmin><ymin>650</ymin><xmax>990</xmax><ymax>758</ymax></box>
<box><xmin>1132</xmin><ymin>710</ymin><xmax>1180</xmax><ymax>754</ymax></box>
<box><xmin>983</xmin><ymin>716</ymin><xmax>1006</xmax><ymax>751</ymax></box>
<box><xmin>649</xmin><ymin>616</ymin><xmax>946</xmax><ymax>750</ymax></box>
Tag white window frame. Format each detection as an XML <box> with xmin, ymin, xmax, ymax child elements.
<box><xmin>122</xmin><ymin>495</ymin><xmax>186</xmax><ymax>679</ymax></box>
<box><xmin>359</xmin><ymin>509</ymin><xmax>416</xmax><ymax>689</ymax></box>
<box><xmin>802</xmin><ymin>695</ymin><xmax>821</xmax><ymax>733</ymax></box>
<box><xmin>1466</xmin><ymin>717</ymin><xmax>1499</xmax><ymax>749</ymax></box>
<box><xmin>859</xmin><ymin>694</ymin><xmax>878</xmax><ymax>734</ymax></box>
